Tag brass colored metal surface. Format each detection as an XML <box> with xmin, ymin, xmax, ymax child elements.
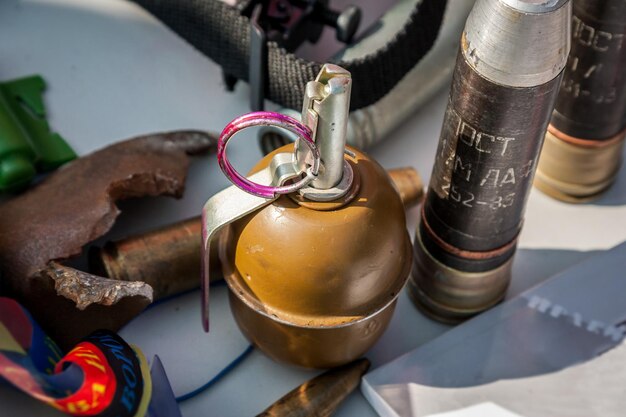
<box><xmin>256</xmin><ymin>358</ymin><xmax>370</xmax><ymax>417</ymax></box>
<box><xmin>201</xmin><ymin>154</ymin><xmax>298</xmax><ymax>331</ymax></box>
<box><xmin>92</xmin><ymin>217</ymin><xmax>218</xmax><ymax>299</ymax></box>
<box><xmin>408</xmin><ymin>229</ymin><xmax>513</xmax><ymax>324</ymax></box>
<box><xmin>221</xmin><ymin>144</ymin><xmax>412</xmax><ymax>368</ymax></box>
<box><xmin>535</xmin><ymin>126</ymin><xmax>626</xmax><ymax>202</ymax></box>
<box><xmin>387</xmin><ymin>167</ymin><xmax>424</xmax><ymax>210</ymax></box>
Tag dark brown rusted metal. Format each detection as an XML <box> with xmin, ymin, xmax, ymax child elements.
<box><xmin>0</xmin><ymin>130</ymin><xmax>216</xmax><ymax>347</ymax></box>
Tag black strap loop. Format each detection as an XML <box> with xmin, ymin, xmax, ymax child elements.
<box><xmin>131</xmin><ymin>0</ymin><xmax>448</xmax><ymax>111</ymax></box>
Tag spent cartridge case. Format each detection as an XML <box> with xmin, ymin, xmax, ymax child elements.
<box><xmin>410</xmin><ymin>0</ymin><xmax>571</xmax><ymax>322</ymax></box>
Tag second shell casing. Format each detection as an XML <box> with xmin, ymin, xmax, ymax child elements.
<box><xmin>219</xmin><ymin>144</ymin><xmax>412</xmax><ymax>369</ymax></box>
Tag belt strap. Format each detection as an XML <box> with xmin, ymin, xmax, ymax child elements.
<box><xmin>131</xmin><ymin>0</ymin><xmax>448</xmax><ymax>110</ymax></box>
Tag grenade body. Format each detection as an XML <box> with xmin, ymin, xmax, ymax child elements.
<box><xmin>219</xmin><ymin>144</ymin><xmax>411</xmax><ymax>368</ymax></box>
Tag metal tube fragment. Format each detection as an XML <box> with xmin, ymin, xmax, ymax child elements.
<box><xmin>535</xmin><ymin>0</ymin><xmax>626</xmax><ymax>202</ymax></box>
<box><xmin>89</xmin><ymin>217</ymin><xmax>218</xmax><ymax>300</ymax></box>
<box><xmin>409</xmin><ymin>0</ymin><xmax>571</xmax><ymax>322</ymax></box>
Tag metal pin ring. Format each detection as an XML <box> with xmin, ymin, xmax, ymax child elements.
<box><xmin>218</xmin><ymin>112</ymin><xmax>320</xmax><ymax>198</ymax></box>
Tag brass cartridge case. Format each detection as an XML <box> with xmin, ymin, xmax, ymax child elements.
<box><xmin>407</xmin><ymin>226</ymin><xmax>514</xmax><ymax>323</ymax></box>
<box><xmin>388</xmin><ymin>167</ymin><xmax>424</xmax><ymax>210</ymax></box>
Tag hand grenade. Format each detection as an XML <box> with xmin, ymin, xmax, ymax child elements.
<box><xmin>202</xmin><ymin>65</ymin><xmax>412</xmax><ymax>368</ymax></box>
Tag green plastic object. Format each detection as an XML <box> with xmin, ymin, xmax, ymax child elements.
<box><xmin>0</xmin><ymin>75</ymin><xmax>76</xmax><ymax>192</ymax></box>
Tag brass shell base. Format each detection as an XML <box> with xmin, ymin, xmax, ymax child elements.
<box><xmin>535</xmin><ymin>126</ymin><xmax>626</xmax><ymax>203</ymax></box>
<box><xmin>408</xmin><ymin>229</ymin><xmax>513</xmax><ymax>324</ymax></box>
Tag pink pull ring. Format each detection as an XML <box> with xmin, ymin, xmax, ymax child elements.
<box><xmin>217</xmin><ymin>111</ymin><xmax>320</xmax><ymax>198</ymax></box>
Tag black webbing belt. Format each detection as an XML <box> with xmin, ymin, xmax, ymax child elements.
<box><xmin>131</xmin><ymin>0</ymin><xmax>448</xmax><ymax>111</ymax></box>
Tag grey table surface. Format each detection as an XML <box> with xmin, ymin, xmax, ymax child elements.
<box><xmin>1</xmin><ymin>1</ymin><xmax>626</xmax><ymax>416</ymax></box>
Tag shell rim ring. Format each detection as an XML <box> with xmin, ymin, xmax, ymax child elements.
<box><xmin>217</xmin><ymin>111</ymin><xmax>320</xmax><ymax>198</ymax></box>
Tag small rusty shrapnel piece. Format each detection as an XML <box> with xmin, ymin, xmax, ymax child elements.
<box><xmin>257</xmin><ymin>358</ymin><xmax>370</xmax><ymax>417</ymax></box>
<box><xmin>535</xmin><ymin>0</ymin><xmax>626</xmax><ymax>202</ymax></box>
<box><xmin>91</xmin><ymin>167</ymin><xmax>422</xmax><ymax>291</ymax></box>
<box><xmin>409</xmin><ymin>0</ymin><xmax>571</xmax><ymax>323</ymax></box>
<box><xmin>0</xmin><ymin>130</ymin><xmax>216</xmax><ymax>347</ymax></box>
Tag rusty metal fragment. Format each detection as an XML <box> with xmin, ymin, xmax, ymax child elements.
<box><xmin>0</xmin><ymin>130</ymin><xmax>216</xmax><ymax>347</ymax></box>
<box><xmin>45</xmin><ymin>262</ymin><xmax>153</xmax><ymax>310</ymax></box>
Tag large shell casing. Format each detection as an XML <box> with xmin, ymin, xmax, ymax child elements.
<box><xmin>221</xmin><ymin>144</ymin><xmax>412</xmax><ymax>368</ymax></box>
<box><xmin>536</xmin><ymin>0</ymin><xmax>626</xmax><ymax>202</ymax></box>
<box><xmin>410</xmin><ymin>0</ymin><xmax>570</xmax><ymax>322</ymax></box>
